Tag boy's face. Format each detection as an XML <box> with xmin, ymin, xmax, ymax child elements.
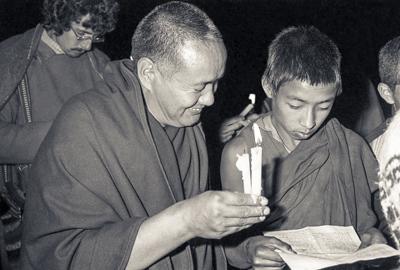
<box><xmin>269</xmin><ymin>79</ymin><xmax>337</xmax><ymax>144</ymax></box>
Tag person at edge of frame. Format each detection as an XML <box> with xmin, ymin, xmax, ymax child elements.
<box><xmin>0</xmin><ymin>0</ymin><xmax>119</xmax><ymax>268</ymax></box>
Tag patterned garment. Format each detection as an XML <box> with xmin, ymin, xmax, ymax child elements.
<box><xmin>377</xmin><ymin>111</ymin><xmax>400</xmax><ymax>249</ymax></box>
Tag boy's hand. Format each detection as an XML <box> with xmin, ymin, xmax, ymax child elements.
<box><xmin>359</xmin><ymin>227</ymin><xmax>387</xmax><ymax>248</ymax></box>
<box><xmin>245</xmin><ymin>235</ymin><xmax>294</xmax><ymax>269</ymax></box>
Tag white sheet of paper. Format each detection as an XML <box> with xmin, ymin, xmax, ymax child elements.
<box><xmin>264</xmin><ymin>225</ymin><xmax>400</xmax><ymax>270</ymax></box>
<box><xmin>279</xmin><ymin>244</ymin><xmax>400</xmax><ymax>270</ymax></box>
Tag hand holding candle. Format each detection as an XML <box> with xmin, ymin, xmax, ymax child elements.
<box><xmin>239</xmin><ymin>93</ymin><xmax>256</xmax><ymax>117</ymax></box>
<box><xmin>219</xmin><ymin>94</ymin><xmax>258</xmax><ymax>143</ymax></box>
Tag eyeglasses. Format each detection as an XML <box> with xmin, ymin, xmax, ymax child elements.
<box><xmin>70</xmin><ymin>27</ymin><xmax>105</xmax><ymax>43</ymax></box>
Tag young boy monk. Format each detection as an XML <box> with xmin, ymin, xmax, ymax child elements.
<box><xmin>220</xmin><ymin>26</ymin><xmax>387</xmax><ymax>269</ymax></box>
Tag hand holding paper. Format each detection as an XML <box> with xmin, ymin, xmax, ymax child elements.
<box><xmin>263</xmin><ymin>225</ymin><xmax>400</xmax><ymax>270</ymax></box>
<box><xmin>244</xmin><ymin>235</ymin><xmax>293</xmax><ymax>269</ymax></box>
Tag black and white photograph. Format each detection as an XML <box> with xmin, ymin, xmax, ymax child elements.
<box><xmin>0</xmin><ymin>0</ymin><xmax>400</xmax><ymax>269</ymax></box>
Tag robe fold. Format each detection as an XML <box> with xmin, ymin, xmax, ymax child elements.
<box><xmin>264</xmin><ymin>118</ymin><xmax>378</xmax><ymax>232</ymax></box>
<box><xmin>21</xmin><ymin>59</ymin><xmax>226</xmax><ymax>270</ymax></box>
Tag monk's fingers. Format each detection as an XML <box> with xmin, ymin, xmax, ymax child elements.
<box><xmin>222</xmin><ymin>216</ymin><xmax>266</xmax><ymax>228</ymax></box>
<box><xmin>221</xmin><ymin>204</ymin><xmax>270</xmax><ymax>220</ymax></box>
<box><xmin>254</xmin><ymin>266</ymin><xmax>285</xmax><ymax>270</ymax></box>
<box><xmin>220</xmin><ymin>191</ymin><xmax>268</xmax><ymax>206</ymax></box>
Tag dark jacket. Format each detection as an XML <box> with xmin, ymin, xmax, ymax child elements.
<box><xmin>0</xmin><ymin>24</ymin><xmax>110</xmax><ymax>163</ymax></box>
<box><xmin>0</xmin><ymin>24</ymin><xmax>110</xmax><ymax>263</ymax></box>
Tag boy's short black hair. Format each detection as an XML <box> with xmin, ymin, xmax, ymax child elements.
<box><xmin>262</xmin><ymin>26</ymin><xmax>342</xmax><ymax>94</ymax></box>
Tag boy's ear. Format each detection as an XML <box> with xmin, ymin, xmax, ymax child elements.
<box><xmin>261</xmin><ymin>75</ymin><xmax>275</xmax><ymax>98</ymax></box>
<box><xmin>137</xmin><ymin>57</ymin><xmax>156</xmax><ymax>92</ymax></box>
<box><xmin>377</xmin><ymin>82</ymin><xmax>395</xmax><ymax>105</ymax></box>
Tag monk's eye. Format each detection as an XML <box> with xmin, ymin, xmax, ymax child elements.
<box><xmin>194</xmin><ymin>85</ymin><xmax>206</xmax><ymax>92</ymax></box>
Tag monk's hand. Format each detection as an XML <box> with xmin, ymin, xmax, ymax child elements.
<box><xmin>219</xmin><ymin>116</ymin><xmax>249</xmax><ymax>143</ymax></box>
<box><xmin>245</xmin><ymin>235</ymin><xmax>293</xmax><ymax>270</ymax></box>
<box><xmin>359</xmin><ymin>227</ymin><xmax>387</xmax><ymax>248</ymax></box>
<box><xmin>181</xmin><ymin>191</ymin><xmax>269</xmax><ymax>239</ymax></box>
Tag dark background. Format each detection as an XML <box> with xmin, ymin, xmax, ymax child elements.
<box><xmin>2</xmin><ymin>2</ymin><xmax>400</xmax><ymax>269</ymax></box>
<box><xmin>1</xmin><ymin>0</ymin><xmax>400</xmax><ymax>183</ymax></box>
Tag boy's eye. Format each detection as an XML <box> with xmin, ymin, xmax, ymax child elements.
<box><xmin>288</xmin><ymin>104</ymin><xmax>301</xmax><ymax>109</ymax></box>
<box><xmin>318</xmin><ymin>104</ymin><xmax>332</xmax><ymax>111</ymax></box>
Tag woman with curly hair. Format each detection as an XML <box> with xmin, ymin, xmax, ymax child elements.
<box><xmin>0</xmin><ymin>0</ymin><xmax>119</xmax><ymax>268</ymax></box>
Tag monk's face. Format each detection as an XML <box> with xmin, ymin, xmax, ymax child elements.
<box><xmin>270</xmin><ymin>79</ymin><xmax>337</xmax><ymax>145</ymax></box>
<box><xmin>146</xmin><ymin>40</ymin><xmax>227</xmax><ymax>127</ymax></box>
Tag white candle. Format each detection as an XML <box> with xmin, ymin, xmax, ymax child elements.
<box><xmin>235</xmin><ymin>123</ymin><xmax>263</xmax><ymax>195</ymax></box>
<box><xmin>236</xmin><ymin>153</ymin><xmax>252</xmax><ymax>194</ymax></box>
<box><xmin>250</xmin><ymin>123</ymin><xmax>263</xmax><ymax>195</ymax></box>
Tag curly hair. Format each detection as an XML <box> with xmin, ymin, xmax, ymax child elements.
<box><xmin>42</xmin><ymin>0</ymin><xmax>119</xmax><ymax>36</ymax></box>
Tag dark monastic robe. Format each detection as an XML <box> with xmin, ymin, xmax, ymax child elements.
<box><xmin>225</xmin><ymin>115</ymin><xmax>378</xmax><ymax>232</ymax></box>
<box><xmin>220</xmin><ymin>114</ymin><xmax>379</xmax><ymax>268</ymax></box>
<box><xmin>21</xmin><ymin>60</ymin><xmax>226</xmax><ymax>270</ymax></box>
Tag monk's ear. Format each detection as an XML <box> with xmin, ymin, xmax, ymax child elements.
<box><xmin>137</xmin><ymin>57</ymin><xmax>156</xmax><ymax>92</ymax></box>
<box><xmin>261</xmin><ymin>74</ymin><xmax>275</xmax><ymax>98</ymax></box>
<box><xmin>377</xmin><ymin>82</ymin><xmax>395</xmax><ymax>105</ymax></box>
